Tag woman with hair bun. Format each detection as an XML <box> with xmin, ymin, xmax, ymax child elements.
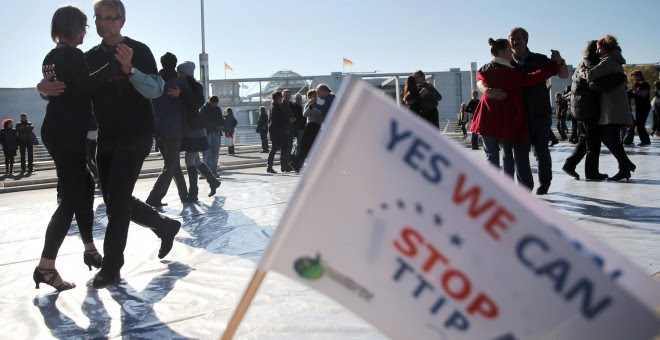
<box><xmin>35</xmin><ymin>5</ymin><xmax>113</xmax><ymax>291</ymax></box>
<box><xmin>470</xmin><ymin>38</ymin><xmax>562</xmax><ymax>190</ymax></box>
<box><xmin>578</xmin><ymin>35</ymin><xmax>635</xmax><ymax>181</ymax></box>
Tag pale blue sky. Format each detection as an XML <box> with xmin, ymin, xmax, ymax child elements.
<box><xmin>3</xmin><ymin>0</ymin><xmax>659</xmax><ymax>88</ymax></box>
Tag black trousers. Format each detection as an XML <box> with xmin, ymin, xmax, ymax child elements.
<box><xmin>281</xmin><ymin>125</ymin><xmax>295</xmax><ymax>170</ymax></box>
<box><xmin>86</xmin><ymin>139</ymin><xmax>99</xmax><ymax>180</ymax></box>
<box><xmin>259</xmin><ymin>130</ymin><xmax>269</xmax><ymax>151</ymax></box>
<box><xmin>295</xmin><ymin>122</ymin><xmax>320</xmax><ymax>169</ymax></box>
<box><xmin>267</xmin><ymin>129</ymin><xmax>288</xmax><ymax>168</ymax></box>
<box><xmin>530</xmin><ymin>115</ymin><xmax>552</xmax><ymax>186</ymax></box>
<box><xmin>564</xmin><ymin>121</ymin><xmax>602</xmax><ymax>176</ymax></box>
<box><xmin>97</xmin><ymin>137</ymin><xmax>172</xmax><ymax>272</ymax></box>
<box><xmin>421</xmin><ymin>108</ymin><xmax>440</xmax><ymax>128</ymax></box>
<box><xmin>19</xmin><ymin>143</ymin><xmax>33</xmax><ymax>172</ymax></box>
<box><xmin>601</xmin><ymin>124</ymin><xmax>635</xmax><ymax>172</ymax></box>
<box><xmin>147</xmin><ymin>138</ymin><xmax>187</xmax><ymax>202</ymax></box>
<box><xmin>41</xmin><ymin>139</ymin><xmax>94</xmax><ymax>259</ymax></box>
<box><xmin>3</xmin><ymin>150</ymin><xmax>15</xmax><ymax>173</ymax></box>
<box><xmin>634</xmin><ymin>108</ymin><xmax>651</xmax><ymax>144</ymax></box>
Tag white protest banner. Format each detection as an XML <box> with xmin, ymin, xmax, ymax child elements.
<box><xmin>223</xmin><ymin>76</ymin><xmax>659</xmax><ymax>339</ymax></box>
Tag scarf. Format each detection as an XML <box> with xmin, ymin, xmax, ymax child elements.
<box><xmin>491</xmin><ymin>57</ymin><xmax>514</xmax><ymax>68</ymax></box>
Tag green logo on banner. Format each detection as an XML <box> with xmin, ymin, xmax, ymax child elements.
<box><xmin>294</xmin><ymin>253</ymin><xmax>324</xmax><ymax>280</ymax></box>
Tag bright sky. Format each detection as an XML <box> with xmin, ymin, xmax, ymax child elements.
<box><xmin>3</xmin><ymin>0</ymin><xmax>659</xmax><ymax>88</ymax></box>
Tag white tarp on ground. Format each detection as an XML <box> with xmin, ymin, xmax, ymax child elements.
<box><xmin>256</xmin><ymin>76</ymin><xmax>660</xmax><ymax>339</ymax></box>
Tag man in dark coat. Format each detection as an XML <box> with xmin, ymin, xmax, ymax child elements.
<box><xmin>146</xmin><ymin>52</ymin><xmax>189</xmax><ymax>206</ymax></box>
<box><xmin>414</xmin><ymin>70</ymin><xmax>442</xmax><ymax>128</ymax></box>
<box><xmin>15</xmin><ymin>113</ymin><xmax>36</xmax><ymax>173</ymax></box>
<box><xmin>201</xmin><ymin>96</ymin><xmax>224</xmax><ymax>177</ymax></box>
<box><xmin>38</xmin><ymin>0</ymin><xmax>182</xmax><ymax>288</ymax></box>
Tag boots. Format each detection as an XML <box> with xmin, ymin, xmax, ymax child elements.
<box><xmin>228</xmin><ymin>145</ymin><xmax>235</xmax><ymax>155</ymax></box>
<box><xmin>183</xmin><ymin>166</ymin><xmax>199</xmax><ymax>202</ymax></box>
<box><xmin>130</xmin><ymin>198</ymin><xmax>181</xmax><ymax>259</ymax></box>
<box><xmin>197</xmin><ymin>163</ymin><xmax>221</xmax><ymax>197</ymax></box>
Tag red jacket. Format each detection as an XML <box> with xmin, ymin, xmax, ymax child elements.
<box><xmin>470</xmin><ymin>59</ymin><xmax>559</xmax><ymax>143</ymax></box>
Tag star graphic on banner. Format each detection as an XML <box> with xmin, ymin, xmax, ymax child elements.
<box><xmin>450</xmin><ymin>234</ymin><xmax>463</xmax><ymax>247</ymax></box>
<box><xmin>415</xmin><ymin>203</ymin><xmax>424</xmax><ymax>214</ymax></box>
<box><xmin>380</xmin><ymin>202</ymin><xmax>389</xmax><ymax>210</ymax></box>
<box><xmin>433</xmin><ymin>214</ymin><xmax>443</xmax><ymax>227</ymax></box>
<box><xmin>397</xmin><ymin>200</ymin><xmax>405</xmax><ymax>209</ymax></box>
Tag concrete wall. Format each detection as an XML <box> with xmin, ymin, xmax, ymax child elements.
<box><xmin>0</xmin><ymin>88</ymin><xmax>47</xmax><ymax>136</ymax></box>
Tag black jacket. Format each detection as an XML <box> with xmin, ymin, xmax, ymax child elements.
<box><xmin>200</xmin><ymin>103</ymin><xmax>224</xmax><ymax>134</ymax></box>
<box><xmin>417</xmin><ymin>82</ymin><xmax>442</xmax><ymax>113</ymax></box>
<box><xmin>15</xmin><ymin>121</ymin><xmax>35</xmax><ymax>145</ymax></box>
<box><xmin>257</xmin><ymin>111</ymin><xmax>268</xmax><ymax>133</ymax></box>
<box><xmin>571</xmin><ymin>57</ymin><xmax>628</xmax><ymax>122</ymax></box>
<box><xmin>85</xmin><ymin>37</ymin><xmax>158</xmax><ymax>146</ymax></box>
<box><xmin>292</xmin><ymin>103</ymin><xmax>305</xmax><ymax>130</ymax></box>
<box><xmin>0</xmin><ymin>128</ymin><xmax>18</xmax><ymax>152</ymax></box>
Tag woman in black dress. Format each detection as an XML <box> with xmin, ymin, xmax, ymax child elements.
<box><xmin>34</xmin><ymin>5</ymin><xmax>112</xmax><ymax>291</ymax></box>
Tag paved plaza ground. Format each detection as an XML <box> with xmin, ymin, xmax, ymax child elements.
<box><xmin>0</xmin><ymin>137</ymin><xmax>658</xmax><ymax>338</ymax></box>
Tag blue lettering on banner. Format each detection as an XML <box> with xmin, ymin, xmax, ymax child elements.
<box><xmin>386</xmin><ymin>119</ymin><xmax>451</xmax><ymax>184</ymax></box>
<box><xmin>393</xmin><ymin>257</ymin><xmax>470</xmax><ymax>332</ymax></box>
<box><xmin>515</xmin><ymin>235</ymin><xmax>613</xmax><ymax>320</ymax></box>
<box><xmin>547</xmin><ymin>225</ymin><xmax>623</xmax><ymax>280</ymax></box>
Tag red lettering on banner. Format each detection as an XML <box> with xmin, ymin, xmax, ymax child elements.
<box><xmin>422</xmin><ymin>243</ymin><xmax>449</xmax><ymax>273</ymax></box>
<box><xmin>466</xmin><ymin>293</ymin><xmax>499</xmax><ymax>319</ymax></box>
<box><xmin>452</xmin><ymin>173</ymin><xmax>516</xmax><ymax>241</ymax></box>
<box><xmin>441</xmin><ymin>269</ymin><xmax>471</xmax><ymax>300</ymax></box>
<box><xmin>393</xmin><ymin>227</ymin><xmax>500</xmax><ymax>321</ymax></box>
<box><xmin>484</xmin><ymin>207</ymin><xmax>515</xmax><ymax>241</ymax></box>
<box><xmin>394</xmin><ymin>227</ymin><xmax>423</xmax><ymax>257</ymax></box>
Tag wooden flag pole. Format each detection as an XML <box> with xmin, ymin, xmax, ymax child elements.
<box><xmin>221</xmin><ymin>269</ymin><xmax>268</xmax><ymax>340</ymax></box>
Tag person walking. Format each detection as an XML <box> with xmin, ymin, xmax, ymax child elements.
<box><xmin>579</xmin><ymin>35</ymin><xmax>636</xmax><ymax>181</ymax></box>
<box><xmin>201</xmin><ymin>96</ymin><xmax>224</xmax><ymax>177</ymax></box>
<box><xmin>629</xmin><ymin>70</ymin><xmax>652</xmax><ymax>146</ymax></box>
<box><xmin>1</xmin><ymin>119</ymin><xmax>18</xmax><ymax>176</ymax></box>
<box><xmin>458</xmin><ymin>103</ymin><xmax>468</xmax><ymax>138</ymax></box>
<box><xmin>145</xmin><ymin>52</ymin><xmax>190</xmax><ymax>207</ymax></box>
<box><xmin>414</xmin><ymin>70</ymin><xmax>442</xmax><ymax>128</ymax></box>
<box><xmin>555</xmin><ymin>92</ymin><xmax>569</xmax><ymax>140</ymax></box>
<box><xmin>470</xmin><ymin>38</ymin><xmax>561</xmax><ymax>191</ymax></box>
<box><xmin>256</xmin><ymin>106</ymin><xmax>269</xmax><ymax>153</ymax></box>
<box><xmin>16</xmin><ymin>113</ymin><xmax>37</xmax><ymax>173</ymax></box>
<box><xmin>177</xmin><ymin>61</ymin><xmax>221</xmax><ymax>202</ymax></box>
<box><xmin>292</xmin><ymin>93</ymin><xmax>305</xmax><ymax>159</ymax></box>
<box><xmin>37</xmin><ymin>0</ymin><xmax>185</xmax><ymax>288</ymax></box>
<box><xmin>223</xmin><ymin>107</ymin><xmax>237</xmax><ymax>156</ymax></box>
<box><xmin>403</xmin><ymin>76</ymin><xmax>422</xmax><ymax>116</ymax></box>
<box><xmin>280</xmin><ymin>90</ymin><xmax>294</xmax><ymax>171</ymax></box>
<box><xmin>562</xmin><ymin>40</ymin><xmax>626</xmax><ymax>181</ymax></box>
<box><xmin>266</xmin><ymin>91</ymin><xmax>288</xmax><ymax>174</ymax></box>
<box><xmin>465</xmin><ymin>91</ymin><xmax>481</xmax><ymax>150</ymax></box>
<box><xmin>289</xmin><ymin>89</ymin><xmax>323</xmax><ymax>173</ymax></box>
<box><xmin>34</xmin><ymin>5</ymin><xmax>111</xmax><ymax>291</ymax></box>
<box><xmin>652</xmin><ymin>81</ymin><xmax>660</xmax><ymax>136</ymax></box>
<box><xmin>480</xmin><ymin>27</ymin><xmax>570</xmax><ymax>195</ymax></box>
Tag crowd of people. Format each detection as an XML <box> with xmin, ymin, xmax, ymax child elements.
<box><xmin>0</xmin><ymin>113</ymin><xmax>38</xmax><ymax>175</ymax></box>
<box><xmin>461</xmin><ymin>27</ymin><xmax>656</xmax><ymax>195</ymax></box>
<box><xmin>1</xmin><ymin>0</ymin><xmax>653</xmax><ymax>295</ymax></box>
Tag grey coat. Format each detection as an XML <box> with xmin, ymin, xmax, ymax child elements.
<box><xmin>583</xmin><ymin>49</ymin><xmax>633</xmax><ymax>126</ymax></box>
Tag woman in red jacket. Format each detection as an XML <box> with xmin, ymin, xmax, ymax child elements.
<box><xmin>470</xmin><ymin>38</ymin><xmax>561</xmax><ymax>190</ymax></box>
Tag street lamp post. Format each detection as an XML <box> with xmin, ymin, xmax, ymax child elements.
<box><xmin>199</xmin><ymin>0</ymin><xmax>210</xmax><ymax>99</ymax></box>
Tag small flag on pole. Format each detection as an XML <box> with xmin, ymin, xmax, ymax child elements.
<box><xmin>224</xmin><ymin>62</ymin><xmax>233</xmax><ymax>71</ymax></box>
<box><xmin>343</xmin><ymin>58</ymin><xmax>354</xmax><ymax>66</ymax></box>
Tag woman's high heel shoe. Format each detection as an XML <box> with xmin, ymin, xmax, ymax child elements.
<box><xmin>84</xmin><ymin>250</ymin><xmax>103</xmax><ymax>271</ymax></box>
<box><xmin>607</xmin><ymin>171</ymin><xmax>631</xmax><ymax>182</ymax></box>
<box><xmin>33</xmin><ymin>267</ymin><xmax>76</xmax><ymax>291</ymax></box>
